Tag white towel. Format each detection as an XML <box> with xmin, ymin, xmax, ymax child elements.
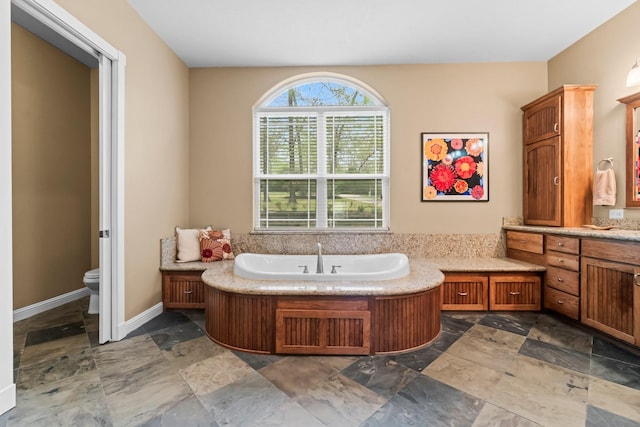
<box><xmin>593</xmin><ymin>168</ymin><xmax>616</xmax><ymax>206</ymax></box>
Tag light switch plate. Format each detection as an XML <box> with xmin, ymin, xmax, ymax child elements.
<box><xmin>609</xmin><ymin>209</ymin><xmax>624</xmax><ymax>219</ymax></box>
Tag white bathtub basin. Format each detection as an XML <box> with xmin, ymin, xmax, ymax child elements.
<box><xmin>233</xmin><ymin>253</ymin><xmax>410</xmax><ymax>281</ymax></box>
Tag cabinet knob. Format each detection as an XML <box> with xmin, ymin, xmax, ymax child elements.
<box><xmin>509</xmin><ymin>291</ymin><xmax>521</xmax><ymax>296</ymax></box>
<box><xmin>557</xmin><ymin>242</ymin><xmax>564</xmax><ymax>247</ymax></box>
<box><xmin>557</xmin><ymin>258</ymin><xmax>564</xmax><ymax>263</ymax></box>
<box><xmin>634</xmin><ymin>273</ymin><xmax>640</xmax><ymax>287</ymax></box>
<box><xmin>457</xmin><ymin>292</ymin><xmax>468</xmax><ymax>296</ymax></box>
<box><xmin>557</xmin><ymin>300</ymin><xmax>564</xmax><ymax>304</ymax></box>
<box><xmin>557</xmin><ymin>277</ymin><xmax>564</xmax><ymax>282</ymax></box>
<box><xmin>553</xmin><ymin>123</ymin><xmax>559</xmax><ymax>132</ymax></box>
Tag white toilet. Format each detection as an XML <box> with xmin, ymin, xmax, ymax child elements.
<box><xmin>83</xmin><ymin>268</ymin><xmax>100</xmax><ymax>314</ymax></box>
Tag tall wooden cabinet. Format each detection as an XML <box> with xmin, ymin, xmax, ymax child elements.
<box><xmin>521</xmin><ymin>85</ymin><xmax>596</xmax><ymax>227</ymax></box>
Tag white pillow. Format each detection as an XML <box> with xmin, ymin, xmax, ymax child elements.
<box><xmin>175</xmin><ymin>226</ymin><xmax>211</xmax><ymax>262</ymax></box>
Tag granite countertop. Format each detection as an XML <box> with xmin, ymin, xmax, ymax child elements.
<box><xmin>197</xmin><ymin>256</ymin><xmax>544</xmax><ymax>296</ymax></box>
<box><xmin>503</xmin><ymin>224</ymin><xmax>640</xmax><ymax>242</ymax></box>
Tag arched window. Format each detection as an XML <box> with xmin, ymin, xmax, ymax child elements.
<box><xmin>253</xmin><ymin>74</ymin><xmax>390</xmax><ymax>230</ymax></box>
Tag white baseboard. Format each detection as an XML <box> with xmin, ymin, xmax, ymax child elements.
<box><xmin>116</xmin><ymin>302</ymin><xmax>163</xmax><ymax>340</ymax></box>
<box><xmin>0</xmin><ymin>382</ymin><xmax>16</xmax><ymax>415</ymax></box>
<box><xmin>13</xmin><ymin>288</ymin><xmax>90</xmax><ymax>322</ymax></box>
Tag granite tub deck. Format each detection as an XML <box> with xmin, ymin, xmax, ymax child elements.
<box><xmin>201</xmin><ymin>257</ymin><xmax>445</xmax><ymax>356</ymax></box>
<box><xmin>160</xmin><ymin>236</ymin><xmax>544</xmax><ymax>356</ymax></box>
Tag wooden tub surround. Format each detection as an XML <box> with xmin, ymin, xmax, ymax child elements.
<box><xmin>200</xmin><ymin>259</ymin><xmax>444</xmax><ymax>356</ymax></box>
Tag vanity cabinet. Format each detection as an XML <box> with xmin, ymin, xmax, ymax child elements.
<box><xmin>521</xmin><ymin>85</ymin><xmax>595</xmax><ymax>227</ymax></box>
<box><xmin>544</xmin><ymin>235</ymin><xmax>581</xmax><ymax>320</ymax></box>
<box><xmin>581</xmin><ymin>239</ymin><xmax>640</xmax><ymax>345</ymax></box>
<box><xmin>162</xmin><ymin>270</ymin><xmax>206</xmax><ymax>309</ymax></box>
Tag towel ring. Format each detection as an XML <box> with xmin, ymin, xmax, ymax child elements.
<box><xmin>597</xmin><ymin>158</ymin><xmax>614</xmax><ymax>171</ymax></box>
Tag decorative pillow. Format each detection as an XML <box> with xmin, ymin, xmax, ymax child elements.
<box><xmin>199</xmin><ymin>229</ymin><xmax>235</xmax><ymax>262</ymax></box>
<box><xmin>175</xmin><ymin>226</ymin><xmax>211</xmax><ymax>262</ymax></box>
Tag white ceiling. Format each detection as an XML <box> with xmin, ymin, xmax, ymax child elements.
<box><xmin>128</xmin><ymin>0</ymin><xmax>636</xmax><ymax>68</ymax></box>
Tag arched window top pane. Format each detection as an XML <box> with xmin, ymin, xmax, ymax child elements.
<box><xmin>267</xmin><ymin>81</ymin><xmax>379</xmax><ymax>107</ymax></box>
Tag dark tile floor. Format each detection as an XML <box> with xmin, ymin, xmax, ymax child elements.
<box><xmin>3</xmin><ymin>297</ymin><xmax>640</xmax><ymax>426</ymax></box>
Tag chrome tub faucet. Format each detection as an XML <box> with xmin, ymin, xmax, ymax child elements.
<box><xmin>316</xmin><ymin>242</ymin><xmax>324</xmax><ymax>274</ymax></box>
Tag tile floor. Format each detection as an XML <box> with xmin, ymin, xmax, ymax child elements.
<box><xmin>3</xmin><ymin>297</ymin><xmax>640</xmax><ymax>426</ymax></box>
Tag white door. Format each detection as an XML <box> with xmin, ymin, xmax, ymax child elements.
<box><xmin>98</xmin><ymin>54</ymin><xmax>112</xmax><ymax>344</ymax></box>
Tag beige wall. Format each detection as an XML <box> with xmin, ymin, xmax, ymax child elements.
<box><xmin>549</xmin><ymin>2</ymin><xmax>640</xmax><ymax>219</ymax></box>
<box><xmin>16</xmin><ymin>0</ymin><xmax>637</xmax><ymax>320</ymax></box>
<box><xmin>53</xmin><ymin>0</ymin><xmax>191</xmax><ymax>319</ymax></box>
<box><xmin>189</xmin><ymin>63</ymin><xmax>548</xmax><ymax>234</ymax></box>
<box><xmin>11</xmin><ymin>23</ymin><xmax>91</xmax><ymax>309</ymax></box>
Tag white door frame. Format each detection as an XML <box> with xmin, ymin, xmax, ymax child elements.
<box><xmin>8</xmin><ymin>0</ymin><xmax>126</xmax><ymax>344</ymax></box>
<box><xmin>0</xmin><ymin>0</ymin><xmax>16</xmax><ymax>415</ymax></box>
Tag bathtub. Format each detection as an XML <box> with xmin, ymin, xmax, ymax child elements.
<box><xmin>233</xmin><ymin>252</ymin><xmax>410</xmax><ymax>281</ymax></box>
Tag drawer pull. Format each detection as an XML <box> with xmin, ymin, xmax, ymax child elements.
<box><xmin>184</xmin><ymin>290</ymin><xmax>193</xmax><ymax>294</ymax></box>
<box><xmin>557</xmin><ymin>258</ymin><xmax>564</xmax><ymax>263</ymax></box>
<box><xmin>457</xmin><ymin>292</ymin><xmax>468</xmax><ymax>296</ymax></box>
<box><xmin>509</xmin><ymin>291</ymin><xmax>521</xmax><ymax>296</ymax></box>
<box><xmin>557</xmin><ymin>242</ymin><xmax>564</xmax><ymax>247</ymax></box>
<box><xmin>557</xmin><ymin>300</ymin><xmax>564</xmax><ymax>304</ymax></box>
<box><xmin>635</xmin><ymin>273</ymin><xmax>640</xmax><ymax>287</ymax></box>
<box><xmin>556</xmin><ymin>277</ymin><xmax>564</xmax><ymax>282</ymax></box>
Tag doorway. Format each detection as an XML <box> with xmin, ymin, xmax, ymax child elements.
<box><xmin>8</xmin><ymin>0</ymin><xmax>126</xmax><ymax>344</ymax></box>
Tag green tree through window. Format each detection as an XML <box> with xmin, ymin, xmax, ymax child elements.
<box><xmin>254</xmin><ymin>75</ymin><xmax>389</xmax><ymax>230</ymax></box>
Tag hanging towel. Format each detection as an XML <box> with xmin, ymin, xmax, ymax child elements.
<box><xmin>593</xmin><ymin>166</ymin><xmax>616</xmax><ymax>206</ymax></box>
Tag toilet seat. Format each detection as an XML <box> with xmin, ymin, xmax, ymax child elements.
<box><xmin>83</xmin><ymin>268</ymin><xmax>100</xmax><ymax>281</ymax></box>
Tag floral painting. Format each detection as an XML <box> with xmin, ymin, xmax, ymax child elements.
<box><xmin>421</xmin><ymin>132</ymin><xmax>488</xmax><ymax>201</ymax></box>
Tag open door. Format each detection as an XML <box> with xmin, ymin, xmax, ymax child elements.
<box><xmin>11</xmin><ymin>0</ymin><xmax>126</xmax><ymax>344</ymax></box>
<box><xmin>98</xmin><ymin>54</ymin><xmax>112</xmax><ymax>344</ymax></box>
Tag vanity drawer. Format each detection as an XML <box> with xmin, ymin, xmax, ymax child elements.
<box><xmin>506</xmin><ymin>231</ymin><xmax>544</xmax><ymax>254</ymax></box>
<box><xmin>545</xmin><ymin>266</ymin><xmax>579</xmax><ymax>296</ymax></box>
<box><xmin>581</xmin><ymin>238</ymin><xmax>640</xmax><ymax>266</ymax></box>
<box><xmin>441</xmin><ymin>274</ymin><xmax>489</xmax><ymax>311</ymax></box>
<box><xmin>162</xmin><ymin>271</ymin><xmax>206</xmax><ymax>309</ymax></box>
<box><xmin>546</xmin><ymin>251</ymin><xmax>580</xmax><ymax>272</ymax></box>
<box><xmin>546</xmin><ymin>235</ymin><xmax>580</xmax><ymax>255</ymax></box>
<box><xmin>544</xmin><ymin>286</ymin><xmax>579</xmax><ymax>320</ymax></box>
<box><xmin>489</xmin><ymin>273</ymin><xmax>541</xmax><ymax>311</ymax></box>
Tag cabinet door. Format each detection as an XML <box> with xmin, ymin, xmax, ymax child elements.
<box><xmin>489</xmin><ymin>274</ymin><xmax>541</xmax><ymax>311</ymax></box>
<box><xmin>523</xmin><ymin>96</ymin><xmax>561</xmax><ymax>143</ymax></box>
<box><xmin>162</xmin><ymin>271</ymin><xmax>206</xmax><ymax>309</ymax></box>
<box><xmin>581</xmin><ymin>257</ymin><xmax>639</xmax><ymax>345</ymax></box>
<box><xmin>441</xmin><ymin>274</ymin><xmax>488</xmax><ymax>311</ymax></box>
<box><xmin>524</xmin><ymin>137</ymin><xmax>562</xmax><ymax>226</ymax></box>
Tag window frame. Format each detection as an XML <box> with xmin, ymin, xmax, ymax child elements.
<box><xmin>252</xmin><ymin>74</ymin><xmax>390</xmax><ymax>232</ymax></box>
